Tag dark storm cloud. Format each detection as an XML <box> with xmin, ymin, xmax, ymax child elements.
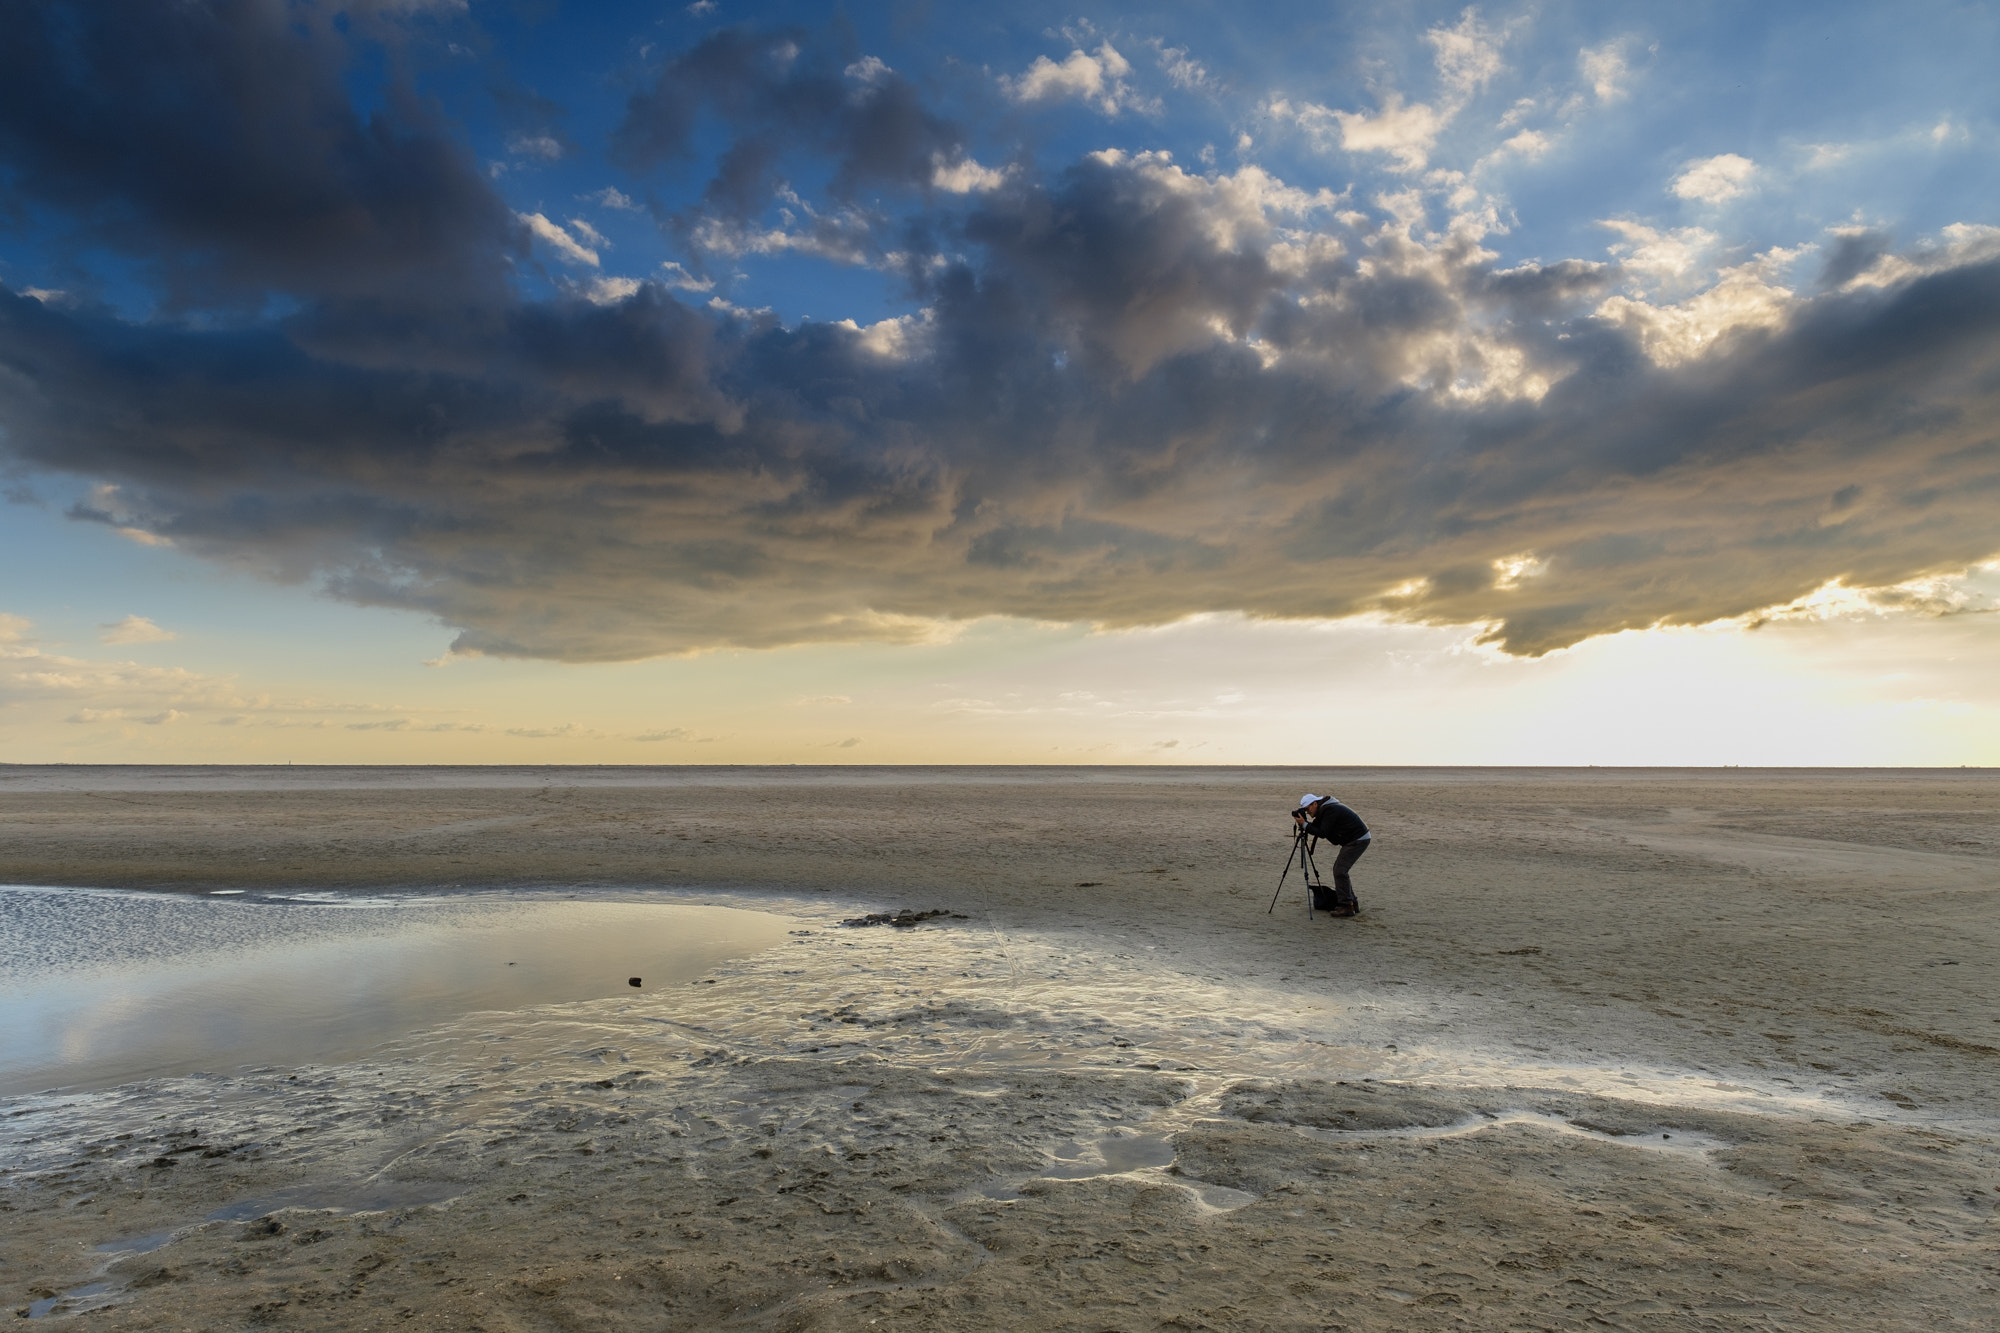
<box><xmin>0</xmin><ymin>0</ymin><xmax>520</xmax><ymax>306</ymax></box>
<box><xmin>2</xmin><ymin>13</ymin><xmax>1999</xmax><ymax>661</ymax></box>
<box><xmin>957</xmin><ymin>156</ymin><xmax>1286</xmax><ymax>377</ymax></box>
<box><xmin>1816</xmin><ymin>230</ymin><xmax>1894</xmax><ymax>291</ymax></box>
<box><xmin>613</xmin><ymin>27</ymin><xmax>969</xmax><ymax>231</ymax></box>
<box><xmin>9</xmin><ymin>234</ymin><xmax>1997</xmax><ymax>660</ymax></box>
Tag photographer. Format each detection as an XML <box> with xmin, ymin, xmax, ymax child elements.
<box><xmin>1292</xmin><ymin>793</ymin><xmax>1370</xmax><ymax>915</ymax></box>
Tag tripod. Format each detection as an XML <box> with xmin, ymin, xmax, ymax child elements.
<box><xmin>1266</xmin><ymin>826</ymin><xmax>1326</xmax><ymax>917</ymax></box>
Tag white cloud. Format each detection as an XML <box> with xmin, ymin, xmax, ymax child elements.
<box><xmin>1830</xmin><ymin>221</ymin><xmax>2000</xmax><ymax>291</ymax></box>
<box><xmin>633</xmin><ymin>727</ymin><xmax>695</xmax><ymax>742</ymax></box>
<box><xmin>658</xmin><ymin>261</ymin><xmax>714</xmax><ymax>292</ymax></box>
<box><xmin>930</xmin><ymin>154</ymin><xmax>1010</xmax><ymax>194</ymax></box>
<box><xmin>1426</xmin><ymin>8</ymin><xmax>1505</xmax><ymax>99</ymax></box>
<box><xmin>98</xmin><ymin>614</ymin><xmax>177</xmax><ymax>645</ymax></box>
<box><xmin>2</xmin><ymin>615</ymin><xmax>497</xmax><ymax>737</ymax></box>
<box><xmin>1578</xmin><ymin>42</ymin><xmax>1631</xmax><ymax>102</ymax></box>
<box><xmin>844</xmin><ymin>55</ymin><xmax>891</xmax><ymax>85</ymax></box>
<box><xmin>1600</xmin><ymin>219</ymin><xmax>1717</xmax><ymax>282</ymax></box>
<box><xmin>567</xmin><ymin>217</ymin><xmax>610</xmax><ymax>250</ymax></box>
<box><xmin>794</xmin><ymin>694</ymin><xmax>851</xmax><ymax>705</ymax></box>
<box><xmin>1491</xmin><ymin>553</ymin><xmax>1548</xmax><ymax>590</ymax></box>
<box><xmin>1153</xmin><ymin>42</ymin><xmax>1212</xmax><ymax>92</ymax></box>
<box><xmin>1323</xmin><ymin>94</ymin><xmax>1447</xmax><ymax>172</ymax></box>
<box><xmin>1280</xmin><ymin>8</ymin><xmax>1506</xmax><ymax>174</ymax></box>
<box><xmin>518</xmin><ymin>212</ymin><xmax>600</xmax><ymax>267</ymax></box>
<box><xmin>582</xmin><ymin>276</ymin><xmax>642</xmax><ymax>305</ymax></box>
<box><xmin>1007</xmin><ymin>44</ymin><xmax>1122</xmax><ymax>100</ymax></box>
<box><xmin>1595</xmin><ymin>249</ymin><xmax>1800</xmax><ymax>366</ymax></box>
<box><xmin>3</xmin><ymin>618</ymin><xmax>239</xmax><ymax>711</ymax></box>
<box><xmin>688</xmin><ymin>206</ymin><xmax>874</xmax><ymax>265</ymax></box>
<box><xmin>505</xmin><ymin>132</ymin><xmax>564</xmax><ymax>162</ymax></box>
<box><xmin>1499</xmin><ymin>129</ymin><xmax>1551</xmax><ymax>159</ymax></box>
<box><xmin>1002</xmin><ymin>43</ymin><xmax>1156</xmax><ymax>116</ymax></box>
<box><xmin>1671</xmin><ymin>153</ymin><xmax>1758</xmax><ymax>204</ymax></box>
<box><xmin>585</xmin><ymin>187</ymin><xmax>640</xmax><ymax>211</ymax></box>
<box><xmin>686</xmin><ymin>0</ymin><xmax>715</xmax><ymax>14</ymax></box>
<box><xmin>838</xmin><ymin>311</ymin><xmax>932</xmax><ymax>361</ymax></box>
<box><xmin>705</xmin><ymin>294</ymin><xmax>772</xmax><ymax>322</ymax></box>
<box><xmin>505</xmin><ymin>722</ymin><xmax>596</xmax><ymax>739</ymax></box>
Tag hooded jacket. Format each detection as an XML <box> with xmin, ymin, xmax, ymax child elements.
<box><xmin>1303</xmin><ymin>799</ymin><xmax>1370</xmax><ymax>845</ymax></box>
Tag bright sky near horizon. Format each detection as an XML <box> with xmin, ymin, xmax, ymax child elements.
<box><xmin>2</xmin><ymin>0</ymin><xmax>1998</xmax><ymax>766</ymax></box>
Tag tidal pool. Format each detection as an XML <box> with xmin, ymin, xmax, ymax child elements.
<box><xmin>0</xmin><ymin>887</ymin><xmax>792</xmax><ymax>1095</ymax></box>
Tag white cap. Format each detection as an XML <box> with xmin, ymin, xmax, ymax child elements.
<box><xmin>1297</xmin><ymin>793</ymin><xmax>1322</xmax><ymax>809</ymax></box>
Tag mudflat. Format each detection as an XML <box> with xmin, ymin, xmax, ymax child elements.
<box><xmin>2</xmin><ymin>766</ymin><xmax>1996</xmax><ymax>1330</ymax></box>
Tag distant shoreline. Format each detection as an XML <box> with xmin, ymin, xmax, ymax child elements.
<box><xmin>1</xmin><ymin>761</ymin><xmax>1988</xmax><ymax>772</ymax></box>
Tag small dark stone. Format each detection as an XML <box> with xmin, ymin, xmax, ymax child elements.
<box><xmin>628</xmin><ymin>977</ymin><xmax>642</xmax><ymax>987</ymax></box>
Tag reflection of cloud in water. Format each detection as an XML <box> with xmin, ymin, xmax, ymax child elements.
<box><xmin>0</xmin><ymin>887</ymin><xmax>791</xmax><ymax>1094</ymax></box>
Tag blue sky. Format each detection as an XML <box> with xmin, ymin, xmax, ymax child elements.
<box><xmin>1</xmin><ymin>0</ymin><xmax>1998</xmax><ymax>763</ymax></box>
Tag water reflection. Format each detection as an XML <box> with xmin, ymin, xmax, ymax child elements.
<box><xmin>0</xmin><ymin>887</ymin><xmax>792</xmax><ymax>1094</ymax></box>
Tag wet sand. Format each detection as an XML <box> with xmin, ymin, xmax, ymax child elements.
<box><xmin>2</xmin><ymin>765</ymin><xmax>1997</xmax><ymax>1329</ymax></box>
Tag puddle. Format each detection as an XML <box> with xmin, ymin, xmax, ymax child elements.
<box><xmin>0</xmin><ymin>887</ymin><xmax>792</xmax><ymax>1094</ymax></box>
<box><xmin>1181</xmin><ymin>1182</ymin><xmax>1259</xmax><ymax>1211</ymax></box>
<box><xmin>32</xmin><ymin>1181</ymin><xmax>467</xmax><ymax>1319</ymax></box>
<box><xmin>1040</xmin><ymin>1129</ymin><xmax>1177</xmax><ymax>1179</ymax></box>
<box><xmin>980</xmin><ymin>1115</ymin><xmax>1259</xmax><ymax>1212</ymax></box>
<box><xmin>26</xmin><ymin>1282</ymin><xmax>120</xmax><ymax>1320</ymax></box>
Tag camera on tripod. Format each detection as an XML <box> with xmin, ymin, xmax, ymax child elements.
<box><xmin>1271</xmin><ymin>811</ymin><xmax>1358</xmax><ymax>918</ymax></box>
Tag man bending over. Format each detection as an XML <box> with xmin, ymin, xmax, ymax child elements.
<box><xmin>1293</xmin><ymin>793</ymin><xmax>1371</xmax><ymax>916</ymax></box>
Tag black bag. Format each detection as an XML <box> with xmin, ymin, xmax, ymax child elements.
<box><xmin>1311</xmin><ymin>883</ymin><xmax>1360</xmax><ymax>916</ymax></box>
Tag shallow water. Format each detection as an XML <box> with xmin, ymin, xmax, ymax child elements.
<box><xmin>0</xmin><ymin>887</ymin><xmax>792</xmax><ymax>1094</ymax></box>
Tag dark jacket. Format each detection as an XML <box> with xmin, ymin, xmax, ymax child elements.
<box><xmin>1305</xmin><ymin>800</ymin><xmax>1369</xmax><ymax>845</ymax></box>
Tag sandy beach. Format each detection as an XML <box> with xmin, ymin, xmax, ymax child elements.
<box><xmin>2</xmin><ymin>765</ymin><xmax>1996</xmax><ymax>1330</ymax></box>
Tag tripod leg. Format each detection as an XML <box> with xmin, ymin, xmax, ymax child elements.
<box><xmin>1266</xmin><ymin>831</ymin><xmax>1302</xmax><ymax>914</ymax></box>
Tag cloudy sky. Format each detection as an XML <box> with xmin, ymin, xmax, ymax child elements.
<box><xmin>2</xmin><ymin>0</ymin><xmax>1997</xmax><ymax>765</ymax></box>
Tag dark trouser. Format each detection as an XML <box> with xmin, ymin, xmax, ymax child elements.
<box><xmin>1327</xmin><ymin>837</ymin><xmax>1369</xmax><ymax>893</ymax></box>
